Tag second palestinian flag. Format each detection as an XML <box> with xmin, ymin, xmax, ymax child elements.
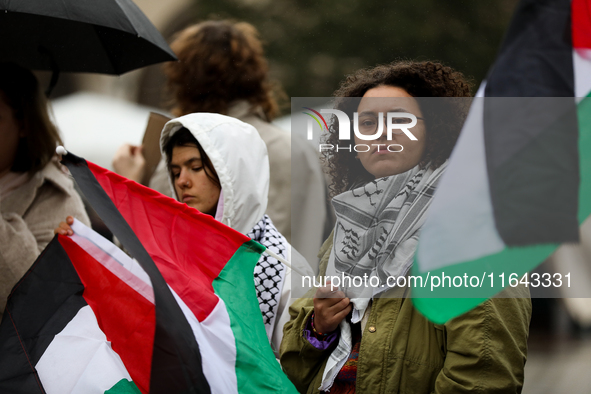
<box><xmin>412</xmin><ymin>0</ymin><xmax>591</xmax><ymax>323</ymax></box>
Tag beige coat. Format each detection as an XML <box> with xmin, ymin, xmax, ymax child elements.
<box><xmin>0</xmin><ymin>162</ymin><xmax>90</xmax><ymax>318</ymax></box>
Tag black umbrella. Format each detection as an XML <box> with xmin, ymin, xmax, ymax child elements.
<box><xmin>0</xmin><ymin>0</ymin><xmax>177</xmax><ymax>92</ymax></box>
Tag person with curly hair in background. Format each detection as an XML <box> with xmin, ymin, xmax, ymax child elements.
<box><xmin>280</xmin><ymin>61</ymin><xmax>531</xmax><ymax>393</ymax></box>
<box><xmin>0</xmin><ymin>63</ymin><xmax>89</xmax><ymax>320</ymax></box>
<box><xmin>114</xmin><ymin>20</ymin><xmax>327</xmax><ymax>268</ymax></box>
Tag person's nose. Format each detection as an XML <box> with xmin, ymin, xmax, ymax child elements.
<box><xmin>176</xmin><ymin>169</ymin><xmax>191</xmax><ymax>189</ymax></box>
<box><xmin>376</xmin><ymin>116</ymin><xmax>388</xmax><ymax>142</ymax></box>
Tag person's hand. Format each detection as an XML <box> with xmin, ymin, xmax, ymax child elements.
<box><xmin>54</xmin><ymin>216</ymin><xmax>74</xmax><ymax>236</ymax></box>
<box><xmin>313</xmin><ymin>282</ymin><xmax>352</xmax><ymax>334</ymax></box>
<box><xmin>112</xmin><ymin>144</ymin><xmax>146</xmax><ymax>183</ymax></box>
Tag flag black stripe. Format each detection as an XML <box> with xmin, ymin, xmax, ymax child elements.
<box><xmin>483</xmin><ymin>0</ymin><xmax>579</xmax><ymax>245</ymax></box>
<box><xmin>61</xmin><ymin>153</ymin><xmax>211</xmax><ymax>394</ymax></box>
<box><xmin>485</xmin><ymin>0</ymin><xmax>574</xmax><ymax>97</ymax></box>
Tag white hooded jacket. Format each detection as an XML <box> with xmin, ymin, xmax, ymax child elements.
<box><xmin>159</xmin><ymin>113</ymin><xmax>309</xmax><ymax>355</ymax></box>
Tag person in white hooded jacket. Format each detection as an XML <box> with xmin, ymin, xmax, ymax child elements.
<box><xmin>56</xmin><ymin>112</ymin><xmax>312</xmax><ymax>357</ymax></box>
<box><xmin>165</xmin><ymin>113</ymin><xmax>316</xmax><ymax>357</ymax></box>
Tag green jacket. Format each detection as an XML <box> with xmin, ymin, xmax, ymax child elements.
<box><xmin>280</xmin><ymin>235</ymin><xmax>531</xmax><ymax>394</ymax></box>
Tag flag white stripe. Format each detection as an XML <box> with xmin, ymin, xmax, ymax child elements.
<box><xmin>417</xmin><ymin>86</ymin><xmax>505</xmax><ymax>272</ymax></box>
<box><xmin>35</xmin><ymin>305</ymin><xmax>133</xmax><ymax>394</ymax></box>
<box><xmin>171</xmin><ymin>291</ymin><xmax>239</xmax><ymax>394</ymax></box>
<box><xmin>574</xmin><ymin>49</ymin><xmax>591</xmax><ymax>99</ymax></box>
<box><xmin>70</xmin><ymin>220</ymin><xmax>154</xmax><ymax>303</ymax></box>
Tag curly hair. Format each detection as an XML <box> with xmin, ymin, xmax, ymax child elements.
<box><xmin>324</xmin><ymin>60</ymin><xmax>472</xmax><ymax>197</ymax></box>
<box><xmin>164</xmin><ymin>20</ymin><xmax>280</xmax><ymax>120</ymax></box>
<box><xmin>0</xmin><ymin>62</ymin><xmax>62</xmax><ymax>175</ymax></box>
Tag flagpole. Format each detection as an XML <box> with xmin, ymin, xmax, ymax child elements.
<box><xmin>263</xmin><ymin>249</ymin><xmax>307</xmax><ymax>276</ymax></box>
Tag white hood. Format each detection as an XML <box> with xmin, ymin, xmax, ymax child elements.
<box><xmin>160</xmin><ymin>113</ymin><xmax>269</xmax><ymax>235</ymax></box>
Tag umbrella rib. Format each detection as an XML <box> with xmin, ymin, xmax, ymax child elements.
<box><xmin>113</xmin><ymin>0</ymin><xmax>140</xmax><ymax>36</ymax></box>
<box><xmin>92</xmin><ymin>25</ymin><xmax>123</xmax><ymax>75</ymax></box>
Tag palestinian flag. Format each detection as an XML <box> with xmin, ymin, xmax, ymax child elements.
<box><xmin>412</xmin><ymin>0</ymin><xmax>591</xmax><ymax>323</ymax></box>
<box><xmin>0</xmin><ymin>152</ymin><xmax>297</xmax><ymax>393</ymax></box>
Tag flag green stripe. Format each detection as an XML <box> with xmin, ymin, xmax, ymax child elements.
<box><xmin>104</xmin><ymin>379</ymin><xmax>141</xmax><ymax>394</ymax></box>
<box><xmin>212</xmin><ymin>240</ymin><xmax>298</xmax><ymax>394</ymax></box>
<box><xmin>412</xmin><ymin>244</ymin><xmax>556</xmax><ymax>324</ymax></box>
<box><xmin>413</xmin><ymin>95</ymin><xmax>591</xmax><ymax>324</ymax></box>
<box><xmin>577</xmin><ymin>95</ymin><xmax>591</xmax><ymax>222</ymax></box>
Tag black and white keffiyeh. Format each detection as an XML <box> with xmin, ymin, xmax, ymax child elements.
<box><xmin>246</xmin><ymin>214</ymin><xmax>287</xmax><ymax>340</ymax></box>
<box><xmin>320</xmin><ymin>163</ymin><xmax>447</xmax><ymax>391</ymax></box>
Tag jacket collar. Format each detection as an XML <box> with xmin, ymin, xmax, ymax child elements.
<box><xmin>227</xmin><ymin>100</ymin><xmax>267</xmax><ymax>122</ymax></box>
<box><xmin>1</xmin><ymin>162</ymin><xmax>70</xmax><ymax>217</ymax></box>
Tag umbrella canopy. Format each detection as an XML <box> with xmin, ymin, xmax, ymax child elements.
<box><xmin>0</xmin><ymin>0</ymin><xmax>176</xmax><ymax>75</ymax></box>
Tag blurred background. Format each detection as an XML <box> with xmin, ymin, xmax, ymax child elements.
<box><xmin>44</xmin><ymin>0</ymin><xmax>518</xmax><ymax>106</ymax></box>
<box><xmin>42</xmin><ymin>1</ymin><xmax>591</xmax><ymax>392</ymax></box>
<box><xmin>45</xmin><ymin>0</ymin><xmax>520</xmax><ymax>170</ymax></box>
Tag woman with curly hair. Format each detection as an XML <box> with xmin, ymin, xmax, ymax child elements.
<box><xmin>280</xmin><ymin>61</ymin><xmax>531</xmax><ymax>393</ymax></box>
<box><xmin>163</xmin><ymin>20</ymin><xmax>279</xmax><ymax>120</ymax></box>
<box><xmin>324</xmin><ymin>61</ymin><xmax>470</xmax><ymax>199</ymax></box>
